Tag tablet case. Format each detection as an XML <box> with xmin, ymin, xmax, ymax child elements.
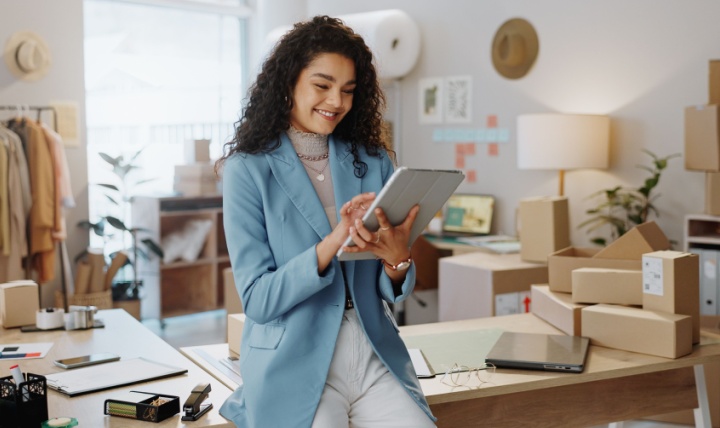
<box><xmin>337</xmin><ymin>167</ymin><xmax>465</xmax><ymax>261</ymax></box>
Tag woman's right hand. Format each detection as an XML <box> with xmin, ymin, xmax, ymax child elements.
<box><xmin>315</xmin><ymin>192</ymin><xmax>376</xmax><ymax>273</ymax></box>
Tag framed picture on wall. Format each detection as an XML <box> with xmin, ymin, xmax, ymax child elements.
<box><xmin>418</xmin><ymin>77</ymin><xmax>443</xmax><ymax>124</ymax></box>
<box><xmin>444</xmin><ymin>75</ymin><xmax>472</xmax><ymax>123</ymax></box>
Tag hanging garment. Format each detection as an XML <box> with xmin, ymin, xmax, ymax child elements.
<box><xmin>8</xmin><ymin>118</ymin><xmax>56</xmax><ymax>283</ymax></box>
<box><xmin>42</xmin><ymin>124</ymin><xmax>74</xmax><ymax>240</ymax></box>
<box><xmin>0</xmin><ymin>126</ymin><xmax>28</xmax><ymax>282</ymax></box>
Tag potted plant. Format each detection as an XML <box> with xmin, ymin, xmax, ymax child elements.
<box><xmin>77</xmin><ymin>146</ymin><xmax>163</xmax><ymax>301</ymax></box>
<box><xmin>578</xmin><ymin>149</ymin><xmax>680</xmax><ymax>246</ymax></box>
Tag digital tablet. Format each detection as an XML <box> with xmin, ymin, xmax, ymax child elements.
<box><xmin>336</xmin><ymin>167</ymin><xmax>465</xmax><ymax>261</ymax></box>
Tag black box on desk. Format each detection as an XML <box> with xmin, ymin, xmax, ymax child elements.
<box><xmin>104</xmin><ymin>391</ymin><xmax>180</xmax><ymax>423</ymax></box>
<box><xmin>0</xmin><ymin>373</ymin><xmax>48</xmax><ymax>428</ymax></box>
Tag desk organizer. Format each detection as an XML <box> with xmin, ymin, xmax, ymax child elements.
<box><xmin>104</xmin><ymin>391</ymin><xmax>180</xmax><ymax>423</ymax></box>
<box><xmin>0</xmin><ymin>373</ymin><xmax>49</xmax><ymax>428</ymax></box>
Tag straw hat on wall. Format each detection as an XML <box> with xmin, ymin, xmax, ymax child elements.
<box><xmin>4</xmin><ymin>31</ymin><xmax>52</xmax><ymax>82</ymax></box>
<box><xmin>491</xmin><ymin>18</ymin><xmax>539</xmax><ymax>80</ymax></box>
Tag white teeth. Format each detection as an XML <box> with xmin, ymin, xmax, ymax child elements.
<box><xmin>316</xmin><ymin>110</ymin><xmax>336</xmax><ymax>117</ymax></box>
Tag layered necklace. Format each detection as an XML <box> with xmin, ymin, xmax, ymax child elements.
<box><xmin>289</xmin><ymin>125</ymin><xmax>330</xmax><ymax>182</ymax></box>
<box><xmin>297</xmin><ymin>151</ymin><xmax>329</xmax><ymax>181</ymax></box>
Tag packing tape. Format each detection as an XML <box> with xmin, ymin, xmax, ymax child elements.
<box><xmin>36</xmin><ymin>308</ymin><xmax>65</xmax><ymax>330</ymax></box>
<box><xmin>41</xmin><ymin>417</ymin><xmax>78</xmax><ymax>428</ymax></box>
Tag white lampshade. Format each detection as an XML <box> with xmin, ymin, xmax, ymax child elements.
<box><xmin>517</xmin><ymin>113</ymin><xmax>609</xmax><ymax>170</ymax></box>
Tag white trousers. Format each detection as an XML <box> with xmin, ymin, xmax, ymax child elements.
<box><xmin>312</xmin><ymin>309</ymin><xmax>436</xmax><ymax>428</ymax></box>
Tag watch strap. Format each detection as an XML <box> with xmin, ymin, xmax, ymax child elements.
<box><xmin>381</xmin><ymin>254</ymin><xmax>413</xmax><ymax>271</ymax></box>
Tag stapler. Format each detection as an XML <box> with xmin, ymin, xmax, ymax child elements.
<box><xmin>181</xmin><ymin>382</ymin><xmax>213</xmax><ymax>421</ymax></box>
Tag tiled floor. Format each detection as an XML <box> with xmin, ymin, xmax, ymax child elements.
<box><xmin>142</xmin><ymin>310</ymin><xmax>695</xmax><ymax>428</ymax></box>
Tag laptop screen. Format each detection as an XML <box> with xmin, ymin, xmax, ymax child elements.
<box><xmin>442</xmin><ymin>194</ymin><xmax>495</xmax><ymax>235</ymax></box>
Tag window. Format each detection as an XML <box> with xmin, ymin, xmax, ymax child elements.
<box><xmin>83</xmin><ymin>0</ymin><xmax>247</xmax><ymax>251</ymax></box>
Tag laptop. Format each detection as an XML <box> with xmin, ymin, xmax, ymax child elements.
<box><xmin>433</xmin><ymin>193</ymin><xmax>495</xmax><ymax>238</ymax></box>
<box><xmin>485</xmin><ymin>332</ymin><xmax>590</xmax><ymax>373</ymax></box>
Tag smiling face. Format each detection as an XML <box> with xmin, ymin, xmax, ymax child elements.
<box><xmin>289</xmin><ymin>52</ymin><xmax>356</xmax><ymax>135</ymax></box>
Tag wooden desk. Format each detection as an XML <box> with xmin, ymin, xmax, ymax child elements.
<box><xmin>184</xmin><ymin>313</ymin><xmax>720</xmax><ymax>428</ymax></box>
<box><xmin>0</xmin><ymin>309</ymin><xmax>233</xmax><ymax>427</ymax></box>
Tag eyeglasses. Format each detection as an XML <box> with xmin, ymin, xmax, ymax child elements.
<box><xmin>440</xmin><ymin>363</ymin><xmax>496</xmax><ymax>387</ymax></box>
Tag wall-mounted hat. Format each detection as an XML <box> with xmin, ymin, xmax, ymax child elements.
<box><xmin>4</xmin><ymin>31</ymin><xmax>52</xmax><ymax>82</ymax></box>
<box><xmin>491</xmin><ymin>18</ymin><xmax>539</xmax><ymax>80</ymax></box>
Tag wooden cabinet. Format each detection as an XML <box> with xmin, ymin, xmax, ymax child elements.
<box><xmin>132</xmin><ymin>195</ymin><xmax>230</xmax><ymax>322</ymax></box>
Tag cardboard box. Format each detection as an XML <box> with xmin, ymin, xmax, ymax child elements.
<box><xmin>642</xmin><ymin>251</ymin><xmax>700</xmax><ymax>344</ymax></box>
<box><xmin>707</xmin><ymin>172</ymin><xmax>720</xmax><ymax>215</ymax></box>
<box><xmin>530</xmin><ymin>285</ymin><xmax>588</xmax><ymax>336</ymax></box>
<box><xmin>684</xmin><ymin>104</ymin><xmax>720</xmax><ymax>172</ymax></box>
<box><xmin>0</xmin><ymin>281</ymin><xmax>39</xmax><ymax>328</ymax></box>
<box><xmin>438</xmin><ymin>252</ymin><xmax>548</xmax><ymax>321</ymax></box>
<box><xmin>518</xmin><ymin>196</ymin><xmax>570</xmax><ymax>263</ymax></box>
<box><xmin>174</xmin><ymin>163</ymin><xmax>215</xmax><ymax>179</ymax></box>
<box><xmin>185</xmin><ymin>139</ymin><xmax>211</xmax><ymax>163</ymax></box>
<box><xmin>646</xmin><ymin>314</ymin><xmax>720</xmax><ymax>426</ymax></box>
<box><xmin>227</xmin><ymin>313</ymin><xmax>246</xmax><ymax>355</ymax></box>
<box><xmin>710</xmin><ymin>59</ymin><xmax>720</xmax><ymax>105</ymax></box>
<box><xmin>571</xmin><ymin>267</ymin><xmax>643</xmax><ymax>305</ymax></box>
<box><xmin>173</xmin><ymin>178</ymin><xmax>220</xmax><ymax>196</ymax></box>
<box><xmin>593</xmin><ymin>221</ymin><xmax>670</xmax><ymax>260</ymax></box>
<box><xmin>582</xmin><ymin>304</ymin><xmax>692</xmax><ymax>359</ymax></box>
<box><xmin>547</xmin><ymin>247</ymin><xmax>641</xmax><ymax>293</ymax></box>
<box><xmin>223</xmin><ymin>267</ymin><xmax>243</xmax><ymax>315</ymax></box>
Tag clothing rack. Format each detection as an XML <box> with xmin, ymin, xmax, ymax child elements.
<box><xmin>1</xmin><ymin>105</ymin><xmax>70</xmax><ymax>310</ymax></box>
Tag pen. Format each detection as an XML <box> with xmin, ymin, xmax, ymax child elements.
<box><xmin>0</xmin><ymin>352</ymin><xmax>41</xmax><ymax>359</ymax></box>
<box><xmin>9</xmin><ymin>364</ymin><xmax>29</xmax><ymax>401</ymax></box>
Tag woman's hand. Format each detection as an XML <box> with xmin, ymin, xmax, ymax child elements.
<box><xmin>315</xmin><ymin>192</ymin><xmax>376</xmax><ymax>272</ymax></box>
<box><xmin>342</xmin><ymin>204</ymin><xmax>419</xmax><ymax>281</ymax></box>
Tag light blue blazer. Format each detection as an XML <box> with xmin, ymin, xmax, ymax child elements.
<box><xmin>218</xmin><ymin>134</ymin><xmax>435</xmax><ymax>427</ymax></box>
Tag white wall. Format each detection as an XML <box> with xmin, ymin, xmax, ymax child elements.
<box><xmin>296</xmin><ymin>0</ymin><xmax>716</xmax><ymax>248</ymax></box>
<box><xmin>4</xmin><ymin>0</ymin><xmax>717</xmax><ymax>307</ymax></box>
<box><xmin>1</xmin><ymin>0</ymin><xmax>88</xmax><ymax>305</ymax></box>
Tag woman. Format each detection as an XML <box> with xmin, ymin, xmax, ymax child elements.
<box><xmin>217</xmin><ymin>15</ymin><xmax>436</xmax><ymax>428</ymax></box>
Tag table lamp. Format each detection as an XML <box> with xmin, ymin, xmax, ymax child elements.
<box><xmin>516</xmin><ymin>113</ymin><xmax>610</xmax><ymax>196</ymax></box>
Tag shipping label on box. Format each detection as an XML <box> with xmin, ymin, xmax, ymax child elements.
<box><xmin>495</xmin><ymin>290</ymin><xmax>532</xmax><ymax>316</ymax></box>
<box><xmin>642</xmin><ymin>250</ymin><xmax>700</xmax><ymax>344</ymax></box>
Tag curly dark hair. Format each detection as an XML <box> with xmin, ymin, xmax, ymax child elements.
<box><xmin>217</xmin><ymin>15</ymin><xmax>390</xmax><ymax>177</ymax></box>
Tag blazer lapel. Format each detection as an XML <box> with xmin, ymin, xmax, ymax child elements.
<box><xmin>267</xmin><ymin>133</ymin><xmax>332</xmax><ymax>239</ymax></box>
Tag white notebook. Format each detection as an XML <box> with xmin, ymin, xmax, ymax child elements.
<box><xmin>46</xmin><ymin>357</ymin><xmax>187</xmax><ymax>396</ymax></box>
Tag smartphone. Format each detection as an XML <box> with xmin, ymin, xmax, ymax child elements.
<box><xmin>53</xmin><ymin>352</ymin><xmax>120</xmax><ymax>369</ymax></box>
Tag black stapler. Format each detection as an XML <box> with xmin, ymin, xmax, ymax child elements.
<box><xmin>181</xmin><ymin>382</ymin><xmax>213</xmax><ymax>421</ymax></box>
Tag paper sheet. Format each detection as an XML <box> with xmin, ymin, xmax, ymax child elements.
<box><xmin>0</xmin><ymin>342</ymin><xmax>53</xmax><ymax>360</ymax></box>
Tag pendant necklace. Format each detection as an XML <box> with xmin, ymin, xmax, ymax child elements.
<box><xmin>300</xmin><ymin>159</ymin><xmax>329</xmax><ymax>182</ymax></box>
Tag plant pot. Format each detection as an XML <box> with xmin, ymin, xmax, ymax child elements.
<box><xmin>112</xmin><ymin>280</ymin><xmax>143</xmax><ymax>301</ymax></box>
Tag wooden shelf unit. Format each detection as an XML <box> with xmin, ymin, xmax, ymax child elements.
<box><xmin>132</xmin><ymin>195</ymin><xmax>231</xmax><ymax>322</ymax></box>
<box><xmin>685</xmin><ymin>213</ymin><xmax>720</xmax><ymax>251</ymax></box>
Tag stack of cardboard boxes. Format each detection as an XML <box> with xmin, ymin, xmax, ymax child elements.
<box><xmin>531</xmin><ymin>221</ymin><xmax>700</xmax><ymax>360</ymax></box>
<box><xmin>173</xmin><ymin>139</ymin><xmax>220</xmax><ymax>197</ymax></box>
<box><xmin>684</xmin><ymin>60</ymin><xmax>720</xmax><ymax>216</ymax></box>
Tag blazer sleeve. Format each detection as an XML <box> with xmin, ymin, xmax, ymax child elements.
<box><xmin>222</xmin><ymin>155</ymin><xmax>337</xmax><ymax>324</ymax></box>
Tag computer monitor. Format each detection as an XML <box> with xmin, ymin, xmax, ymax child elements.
<box><xmin>442</xmin><ymin>194</ymin><xmax>495</xmax><ymax>236</ymax></box>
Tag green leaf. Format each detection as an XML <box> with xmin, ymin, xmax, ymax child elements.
<box><xmin>142</xmin><ymin>238</ymin><xmax>164</xmax><ymax>258</ymax></box>
<box><xmin>99</xmin><ymin>152</ymin><xmax>121</xmax><ymax>166</ymax></box>
<box><xmin>96</xmin><ymin>183</ymin><xmax>119</xmax><ymax>192</ymax></box>
<box><xmin>106</xmin><ymin>216</ymin><xmax>129</xmax><ymax>231</ymax></box>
